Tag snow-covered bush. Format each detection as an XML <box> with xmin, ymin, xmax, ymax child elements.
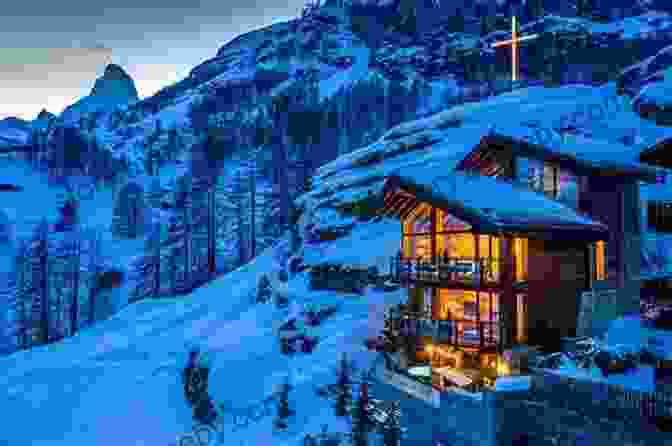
<box><xmin>287</xmin><ymin>255</ymin><xmax>304</xmax><ymax>276</ymax></box>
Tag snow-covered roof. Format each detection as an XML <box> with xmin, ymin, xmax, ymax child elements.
<box><xmin>384</xmin><ymin>168</ymin><xmax>608</xmax><ymax>241</ymax></box>
<box><xmin>464</xmin><ymin>125</ymin><xmax>662</xmax><ymax>183</ymax></box>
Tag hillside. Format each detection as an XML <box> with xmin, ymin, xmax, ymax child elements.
<box><xmin>0</xmin><ymin>236</ymin><xmax>406</xmax><ymax>446</ymax></box>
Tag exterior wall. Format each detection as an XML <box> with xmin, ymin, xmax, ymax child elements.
<box><xmin>581</xmin><ymin>176</ymin><xmax>623</xmax><ymax>284</ymax></box>
<box><xmin>526</xmin><ymin>239</ymin><xmax>588</xmax><ymax>341</ymax></box>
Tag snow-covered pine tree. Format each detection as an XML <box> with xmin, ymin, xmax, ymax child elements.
<box><xmin>334</xmin><ymin>353</ymin><xmax>354</xmax><ymax>417</ymax></box>
<box><xmin>112</xmin><ymin>182</ymin><xmax>146</xmax><ymax>238</ymax></box>
<box><xmin>302</xmin><ymin>434</ymin><xmax>318</xmax><ymax>446</ymax></box>
<box><xmin>167</xmin><ymin>245</ymin><xmax>179</xmax><ymax>296</ymax></box>
<box><xmin>171</xmin><ymin>174</ymin><xmax>194</xmax><ymax>292</ymax></box>
<box><xmin>145</xmin><ymin>120</ymin><xmax>163</xmax><ymax>176</ymax></box>
<box><xmin>84</xmin><ymin>228</ymin><xmax>104</xmax><ymax>325</ymax></box>
<box><xmin>379</xmin><ymin>402</ymin><xmax>403</xmax><ymax>446</ymax></box>
<box><xmin>66</xmin><ymin>232</ymin><xmax>82</xmax><ymax>336</ymax></box>
<box><xmin>129</xmin><ymin>221</ymin><xmax>162</xmax><ymax>301</ymax></box>
<box><xmin>27</xmin><ymin>219</ymin><xmax>51</xmax><ymax>345</ymax></box>
<box><xmin>350</xmin><ymin>374</ymin><xmax>375</xmax><ymax>446</ymax></box>
<box><xmin>12</xmin><ymin>239</ymin><xmax>30</xmax><ymax>350</ymax></box>
<box><xmin>274</xmin><ymin>378</ymin><xmax>295</xmax><ymax>430</ymax></box>
<box><xmin>270</xmin><ymin>95</ymin><xmax>291</xmax><ymax>230</ymax></box>
<box><xmin>257</xmin><ymin>274</ymin><xmax>272</xmax><ymax>303</ymax></box>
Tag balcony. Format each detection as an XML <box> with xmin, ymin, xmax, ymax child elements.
<box><xmin>391</xmin><ymin>256</ymin><xmax>505</xmax><ymax>289</ymax></box>
<box><xmin>433</xmin><ymin>320</ymin><xmax>500</xmax><ymax>349</ymax></box>
<box><xmin>387</xmin><ymin>305</ymin><xmax>500</xmax><ymax>350</ymax></box>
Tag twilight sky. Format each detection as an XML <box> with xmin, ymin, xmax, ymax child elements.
<box><xmin>0</xmin><ymin>0</ymin><xmax>305</xmax><ymax>120</ymax></box>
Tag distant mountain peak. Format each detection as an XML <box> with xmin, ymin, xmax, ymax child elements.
<box><xmin>58</xmin><ymin>63</ymin><xmax>139</xmax><ymax>123</ymax></box>
<box><xmin>36</xmin><ymin>109</ymin><xmax>54</xmax><ymax>120</ymax></box>
<box><xmin>90</xmin><ymin>64</ymin><xmax>138</xmax><ymax>100</ymax></box>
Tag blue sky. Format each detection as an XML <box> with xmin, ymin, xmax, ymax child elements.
<box><xmin>0</xmin><ymin>0</ymin><xmax>305</xmax><ymax>120</ymax></box>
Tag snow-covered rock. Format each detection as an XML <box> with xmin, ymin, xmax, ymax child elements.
<box><xmin>0</xmin><ymin>117</ymin><xmax>31</xmax><ymax>146</ymax></box>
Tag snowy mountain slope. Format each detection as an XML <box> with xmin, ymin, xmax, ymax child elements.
<box><xmin>0</xmin><ymin>237</ymin><xmax>405</xmax><ymax>446</ymax></box>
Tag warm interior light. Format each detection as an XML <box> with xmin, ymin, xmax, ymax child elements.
<box><xmin>496</xmin><ymin>360</ymin><xmax>510</xmax><ymax>376</ymax></box>
<box><xmin>426</xmin><ymin>344</ymin><xmax>434</xmax><ymax>353</ymax></box>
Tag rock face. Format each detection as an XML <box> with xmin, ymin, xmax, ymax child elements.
<box><xmin>90</xmin><ymin>64</ymin><xmax>139</xmax><ymax>100</ymax></box>
<box><xmin>59</xmin><ymin>64</ymin><xmax>139</xmax><ymax>123</ymax></box>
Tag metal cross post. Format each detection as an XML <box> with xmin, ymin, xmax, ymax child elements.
<box><xmin>491</xmin><ymin>16</ymin><xmax>539</xmax><ymax>82</ymax></box>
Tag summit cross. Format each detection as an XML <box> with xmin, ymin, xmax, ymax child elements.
<box><xmin>491</xmin><ymin>16</ymin><xmax>539</xmax><ymax>82</ymax></box>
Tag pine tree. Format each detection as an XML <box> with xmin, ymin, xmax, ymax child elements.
<box><xmin>351</xmin><ymin>374</ymin><xmax>375</xmax><ymax>446</ymax></box>
<box><xmin>257</xmin><ymin>274</ymin><xmax>272</xmax><ymax>303</ymax></box>
<box><xmin>12</xmin><ymin>239</ymin><xmax>29</xmax><ymax>350</ymax></box>
<box><xmin>29</xmin><ymin>219</ymin><xmax>50</xmax><ymax>345</ymax></box>
<box><xmin>334</xmin><ymin>353</ymin><xmax>354</xmax><ymax>417</ymax></box>
<box><xmin>85</xmin><ymin>228</ymin><xmax>104</xmax><ymax>326</ymax></box>
<box><xmin>274</xmin><ymin>378</ymin><xmax>294</xmax><ymax>430</ymax></box>
<box><xmin>302</xmin><ymin>434</ymin><xmax>319</xmax><ymax>446</ymax></box>
<box><xmin>449</xmin><ymin>8</ymin><xmax>465</xmax><ymax>33</ymax></box>
<box><xmin>67</xmin><ymin>233</ymin><xmax>82</xmax><ymax>335</ymax></box>
<box><xmin>380</xmin><ymin>402</ymin><xmax>403</xmax><ymax>446</ymax></box>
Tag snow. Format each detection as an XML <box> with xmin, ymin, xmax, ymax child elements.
<box><xmin>494</xmin><ymin>375</ymin><xmax>532</xmax><ymax>392</ymax></box>
<box><xmin>591</xmin><ymin>11</ymin><xmax>672</xmax><ymax>40</ymax></box>
<box><xmin>634</xmin><ymin>77</ymin><xmax>672</xmax><ymax>108</ymax></box>
<box><xmin>606</xmin><ymin>315</ymin><xmax>672</xmax><ymax>360</ymax></box>
<box><xmin>318</xmin><ymin>45</ymin><xmax>371</xmax><ymax>102</ymax></box>
<box><xmin>0</xmin><ymin>237</ymin><xmax>407</xmax><ymax>446</ymax></box>
<box><xmin>303</xmin><ymin>218</ymin><xmax>401</xmax><ymax>272</ymax></box>
<box><xmin>548</xmin><ymin>365</ymin><xmax>657</xmax><ymax>393</ymax></box>
<box><xmin>538</xmin><ymin>315</ymin><xmax>672</xmax><ymax>393</ymax></box>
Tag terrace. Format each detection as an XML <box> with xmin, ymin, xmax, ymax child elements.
<box><xmin>391</xmin><ymin>254</ymin><xmax>506</xmax><ymax>290</ymax></box>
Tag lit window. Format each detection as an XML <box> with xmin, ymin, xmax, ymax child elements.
<box><xmin>595</xmin><ymin>240</ymin><xmax>607</xmax><ymax>281</ymax></box>
<box><xmin>513</xmin><ymin>238</ymin><xmax>528</xmax><ymax>282</ymax></box>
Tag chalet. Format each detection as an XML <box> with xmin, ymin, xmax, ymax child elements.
<box><xmin>381</xmin><ymin>127</ymin><xmax>663</xmax><ymax>390</ymax></box>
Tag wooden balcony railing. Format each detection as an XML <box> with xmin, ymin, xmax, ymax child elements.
<box><xmin>391</xmin><ymin>256</ymin><xmax>505</xmax><ymax>288</ymax></box>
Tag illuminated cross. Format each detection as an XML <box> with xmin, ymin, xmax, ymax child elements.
<box><xmin>491</xmin><ymin>16</ymin><xmax>539</xmax><ymax>82</ymax></box>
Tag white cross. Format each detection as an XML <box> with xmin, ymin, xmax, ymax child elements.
<box><xmin>491</xmin><ymin>16</ymin><xmax>539</xmax><ymax>82</ymax></box>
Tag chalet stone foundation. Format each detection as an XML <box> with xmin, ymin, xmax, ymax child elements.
<box><xmin>372</xmin><ymin>369</ymin><xmax>670</xmax><ymax>446</ymax></box>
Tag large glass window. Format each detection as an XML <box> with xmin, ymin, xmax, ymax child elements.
<box><xmin>443</xmin><ymin>233</ymin><xmax>476</xmax><ymax>259</ymax></box>
<box><xmin>402</xmin><ymin>203</ymin><xmax>432</xmax><ymax>259</ymax></box>
<box><xmin>434</xmin><ymin>289</ymin><xmax>500</xmax><ymax>347</ymax></box>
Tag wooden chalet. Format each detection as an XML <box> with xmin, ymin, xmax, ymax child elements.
<box><xmin>382</xmin><ymin>128</ymin><xmax>663</xmax><ymax>387</ymax></box>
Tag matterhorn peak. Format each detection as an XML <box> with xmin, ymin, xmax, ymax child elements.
<box><xmin>36</xmin><ymin>109</ymin><xmax>54</xmax><ymax>121</ymax></box>
<box><xmin>90</xmin><ymin>64</ymin><xmax>139</xmax><ymax>100</ymax></box>
<box><xmin>59</xmin><ymin>63</ymin><xmax>139</xmax><ymax>124</ymax></box>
